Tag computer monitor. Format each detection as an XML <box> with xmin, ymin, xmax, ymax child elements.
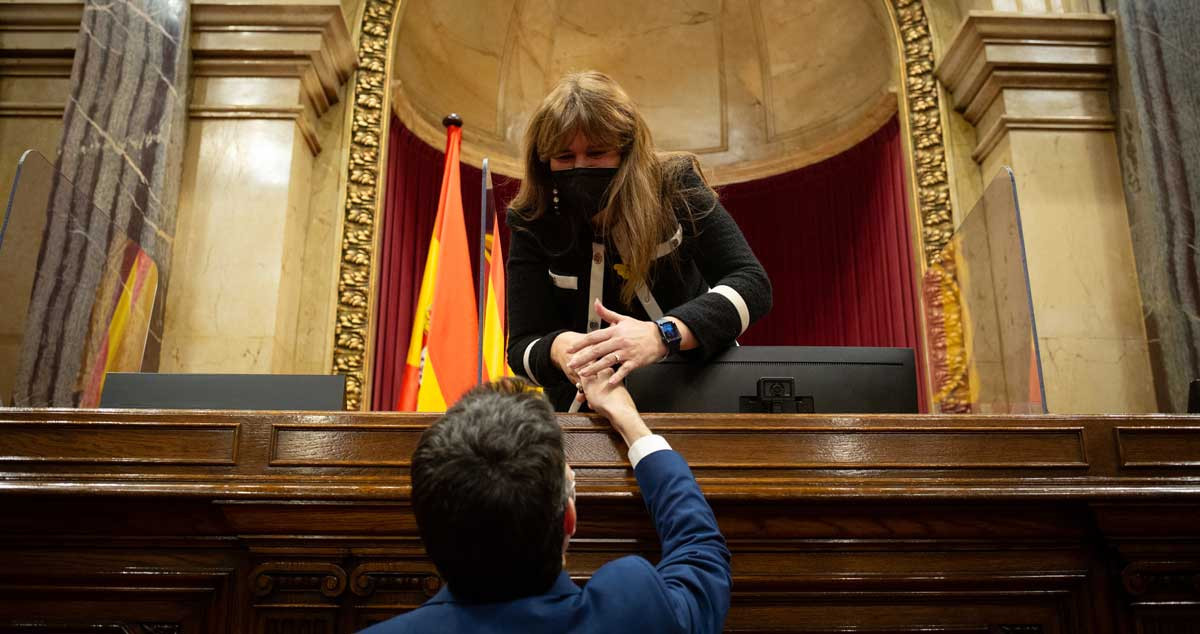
<box><xmin>624</xmin><ymin>346</ymin><xmax>918</xmax><ymax>413</ymax></box>
<box><xmin>99</xmin><ymin>373</ymin><xmax>347</xmax><ymax>411</ymax></box>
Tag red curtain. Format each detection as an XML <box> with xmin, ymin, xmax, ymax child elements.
<box><xmin>372</xmin><ymin>116</ymin><xmax>924</xmax><ymax>411</ymax></box>
<box><xmin>370</xmin><ymin>117</ymin><xmax>519</xmax><ymax>411</ymax></box>
<box><xmin>719</xmin><ymin>117</ymin><xmax>927</xmax><ymax>410</ymax></box>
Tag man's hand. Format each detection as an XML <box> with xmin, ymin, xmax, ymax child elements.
<box><xmin>579</xmin><ymin>368</ymin><xmax>651</xmax><ymax>447</ymax></box>
<box><xmin>567</xmin><ymin>300</ymin><xmax>667</xmax><ymax>386</ymax></box>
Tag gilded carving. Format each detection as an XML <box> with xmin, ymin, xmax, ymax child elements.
<box><xmin>364</xmin><ymin>24</ymin><xmax>389</xmax><ymax>38</ymax></box>
<box><xmin>891</xmin><ymin>0</ymin><xmax>970</xmax><ymax>411</ymax></box>
<box><xmin>332</xmin><ymin>0</ymin><xmax>398</xmax><ymax>409</ymax></box>
<box><xmin>358</xmin><ymin>72</ymin><xmax>385</xmax><ymax>93</ymax></box>
<box><xmin>351</xmin><ymin>149</ymin><xmax>378</xmax><ymax>167</ymax></box>
<box><xmin>343</xmin><ymin>248</ymin><xmax>371</xmax><ymax>266</ymax></box>
<box><xmin>350</xmin><ymin>169</ymin><xmax>377</xmax><ymax>186</ymax></box>
<box><xmin>333</xmin><ymin>0</ymin><xmax>969</xmax><ymax>410</ymax></box>
<box><xmin>923</xmin><ymin>243</ymin><xmax>970</xmax><ymax>412</ymax></box>
<box><xmin>338</xmin><ymin>333</ymin><xmax>365</xmax><ymax>350</ymax></box>
<box><xmin>352</xmin><ymin>129</ymin><xmax>380</xmax><ymax>146</ymax></box>
<box><xmin>340</xmin><ymin>290</ymin><xmax>368</xmax><ymax>308</ymax></box>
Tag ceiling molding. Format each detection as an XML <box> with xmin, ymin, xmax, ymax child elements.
<box><xmin>191</xmin><ymin>0</ymin><xmax>357</xmax><ymax>117</ymax></box>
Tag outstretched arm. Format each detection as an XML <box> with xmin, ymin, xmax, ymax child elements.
<box><xmin>581</xmin><ymin>372</ymin><xmax>732</xmax><ymax>634</ymax></box>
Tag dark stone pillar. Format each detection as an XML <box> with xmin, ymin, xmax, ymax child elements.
<box><xmin>13</xmin><ymin>0</ymin><xmax>189</xmax><ymax>406</ymax></box>
<box><xmin>1111</xmin><ymin>0</ymin><xmax>1200</xmax><ymax>412</ymax></box>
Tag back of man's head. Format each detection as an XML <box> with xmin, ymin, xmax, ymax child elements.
<box><xmin>411</xmin><ymin>379</ymin><xmax>567</xmax><ymax>603</ymax></box>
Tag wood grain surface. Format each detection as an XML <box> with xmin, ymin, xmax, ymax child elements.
<box><xmin>1</xmin><ymin>409</ymin><xmax>1198</xmax><ymax>632</ymax></box>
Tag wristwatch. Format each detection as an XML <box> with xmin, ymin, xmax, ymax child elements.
<box><xmin>654</xmin><ymin>318</ymin><xmax>682</xmax><ymax>355</ymax></box>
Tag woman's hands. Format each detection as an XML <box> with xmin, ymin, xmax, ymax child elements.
<box><xmin>567</xmin><ymin>300</ymin><xmax>668</xmax><ymax>386</ymax></box>
<box><xmin>551</xmin><ymin>331</ymin><xmax>588</xmax><ymax>384</ymax></box>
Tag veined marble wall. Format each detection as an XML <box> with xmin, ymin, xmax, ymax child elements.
<box><xmin>924</xmin><ymin>0</ymin><xmax>1105</xmax><ymax>228</ymax></box>
<box><xmin>160</xmin><ymin>1</ymin><xmax>354</xmax><ymax>376</ymax></box>
<box><xmin>939</xmin><ymin>12</ymin><xmax>1156</xmax><ymax>413</ymax></box>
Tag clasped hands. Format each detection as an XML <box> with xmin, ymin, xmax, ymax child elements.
<box><xmin>552</xmin><ymin>299</ymin><xmax>668</xmax><ymax>387</ymax></box>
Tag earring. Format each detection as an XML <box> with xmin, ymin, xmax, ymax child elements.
<box><xmin>552</xmin><ymin>186</ymin><xmax>560</xmax><ymax>214</ymax></box>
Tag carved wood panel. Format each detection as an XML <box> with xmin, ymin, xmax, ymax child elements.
<box><xmin>3</xmin><ymin>410</ymin><xmax>1200</xmax><ymax>631</ymax></box>
<box><xmin>0</xmin><ymin>626</ymin><xmax>181</xmax><ymax>634</ymax></box>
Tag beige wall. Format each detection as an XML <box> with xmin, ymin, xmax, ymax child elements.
<box><xmin>938</xmin><ymin>13</ymin><xmax>1157</xmax><ymax>413</ymax></box>
<box><xmin>160</xmin><ymin>1</ymin><xmax>354</xmax><ymax>377</ymax></box>
<box><xmin>294</xmin><ymin>83</ymin><xmax>353</xmax><ymax>375</ymax></box>
<box><xmin>999</xmin><ymin>130</ymin><xmax>1156</xmax><ymax>412</ymax></box>
<box><xmin>165</xmin><ymin>113</ymin><xmax>310</xmax><ymax>373</ymax></box>
<box><xmin>925</xmin><ymin>0</ymin><xmax>1105</xmax><ymax>56</ymax></box>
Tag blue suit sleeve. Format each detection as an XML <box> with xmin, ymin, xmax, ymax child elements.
<box><xmin>634</xmin><ymin>450</ymin><xmax>732</xmax><ymax>634</ymax></box>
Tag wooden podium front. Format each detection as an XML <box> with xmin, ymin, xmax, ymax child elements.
<box><xmin>1</xmin><ymin>409</ymin><xmax>1198</xmax><ymax>633</ymax></box>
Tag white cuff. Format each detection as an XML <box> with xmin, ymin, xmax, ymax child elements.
<box><xmin>708</xmin><ymin>284</ymin><xmax>751</xmax><ymax>335</ymax></box>
<box><xmin>627</xmin><ymin>434</ymin><xmax>671</xmax><ymax>469</ymax></box>
<box><xmin>521</xmin><ymin>338</ymin><xmax>541</xmax><ymax>386</ymax></box>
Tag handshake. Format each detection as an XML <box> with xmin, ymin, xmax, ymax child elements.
<box><xmin>572</xmin><ymin>368</ymin><xmax>652</xmax><ymax>449</ymax></box>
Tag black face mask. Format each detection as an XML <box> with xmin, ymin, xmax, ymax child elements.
<box><xmin>551</xmin><ymin>168</ymin><xmax>618</xmax><ymax>218</ymax></box>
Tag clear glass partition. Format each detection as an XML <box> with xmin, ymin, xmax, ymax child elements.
<box><xmin>923</xmin><ymin>167</ymin><xmax>1046</xmax><ymax>414</ymax></box>
<box><xmin>0</xmin><ymin>150</ymin><xmax>159</xmax><ymax>407</ymax></box>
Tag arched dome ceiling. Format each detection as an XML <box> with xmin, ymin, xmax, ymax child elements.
<box><xmin>390</xmin><ymin>0</ymin><xmax>898</xmax><ymax>185</ymax></box>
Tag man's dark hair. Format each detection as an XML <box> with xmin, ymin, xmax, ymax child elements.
<box><xmin>411</xmin><ymin>378</ymin><xmax>568</xmax><ymax>603</ymax></box>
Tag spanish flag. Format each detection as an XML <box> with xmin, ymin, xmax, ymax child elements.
<box><xmin>396</xmin><ymin>123</ymin><xmax>479</xmax><ymax>411</ymax></box>
<box><xmin>481</xmin><ymin>168</ymin><xmax>512</xmax><ymax>381</ymax></box>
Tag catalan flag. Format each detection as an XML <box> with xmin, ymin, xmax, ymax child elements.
<box><xmin>396</xmin><ymin>122</ymin><xmax>479</xmax><ymax>411</ymax></box>
<box><xmin>481</xmin><ymin>168</ymin><xmax>512</xmax><ymax>381</ymax></box>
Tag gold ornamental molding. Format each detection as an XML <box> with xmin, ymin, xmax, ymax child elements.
<box><xmin>333</xmin><ymin>0</ymin><xmax>968</xmax><ymax>411</ymax></box>
<box><xmin>888</xmin><ymin>0</ymin><xmax>954</xmax><ymax>266</ymax></box>
<box><xmin>889</xmin><ymin>0</ymin><xmax>968</xmax><ymax>412</ymax></box>
<box><xmin>332</xmin><ymin>0</ymin><xmax>396</xmax><ymax>410</ymax></box>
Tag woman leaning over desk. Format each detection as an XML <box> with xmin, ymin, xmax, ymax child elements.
<box><xmin>505</xmin><ymin>71</ymin><xmax>772</xmax><ymax>411</ymax></box>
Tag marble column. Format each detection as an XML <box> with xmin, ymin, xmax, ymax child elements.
<box><xmin>1109</xmin><ymin>0</ymin><xmax>1200</xmax><ymax>412</ymax></box>
<box><xmin>937</xmin><ymin>13</ymin><xmax>1157</xmax><ymax>413</ymax></box>
<box><xmin>12</xmin><ymin>0</ymin><xmax>190</xmax><ymax>407</ymax></box>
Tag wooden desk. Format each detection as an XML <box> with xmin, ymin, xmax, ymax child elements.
<box><xmin>1</xmin><ymin>409</ymin><xmax>1198</xmax><ymax>633</ymax></box>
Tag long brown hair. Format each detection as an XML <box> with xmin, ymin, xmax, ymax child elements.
<box><xmin>511</xmin><ymin>71</ymin><xmax>713</xmax><ymax>306</ymax></box>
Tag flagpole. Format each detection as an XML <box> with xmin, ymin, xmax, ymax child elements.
<box><xmin>476</xmin><ymin>157</ymin><xmax>489</xmax><ymax>386</ymax></box>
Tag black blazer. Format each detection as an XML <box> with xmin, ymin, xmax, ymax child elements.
<box><xmin>505</xmin><ymin>166</ymin><xmax>772</xmax><ymax>409</ymax></box>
